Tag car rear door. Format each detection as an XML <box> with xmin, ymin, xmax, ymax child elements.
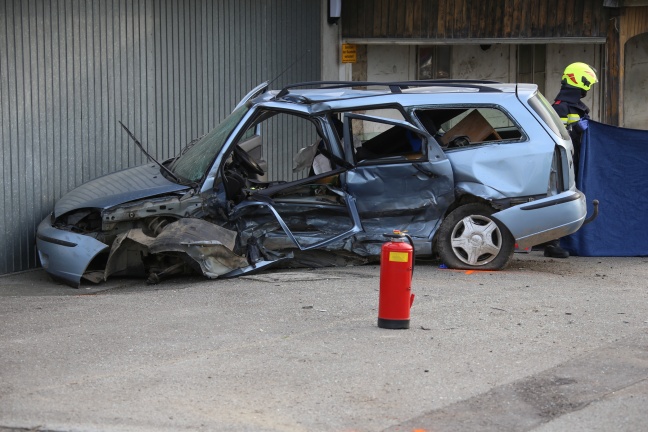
<box><xmin>341</xmin><ymin>113</ymin><xmax>454</xmax><ymax>243</ymax></box>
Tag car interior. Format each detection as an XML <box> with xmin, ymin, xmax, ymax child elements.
<box><xmin>415</xmin><ymin>107</ymin><xmax>523</xmax><ymax>149</ymax></box>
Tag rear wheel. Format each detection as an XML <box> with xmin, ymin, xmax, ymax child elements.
<box><xmin>437</xmin><ymin>203</ymin><xmax>514</xmax><ymax>270</ymax></box>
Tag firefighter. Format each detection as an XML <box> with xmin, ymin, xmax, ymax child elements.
<box><xmin>545</xmin><ymin>62</ymin><xmax>598</xmax><ymax>259</ymax></box>
<box><xmin>552</xmin><ymin>62</ymin><xmax>598</xmax><ymax>172</ymax></box>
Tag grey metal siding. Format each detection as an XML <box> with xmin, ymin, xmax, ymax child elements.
<box><xmin>0</xmin><ymin>0</ymin><xmax>322</xmax><ymax>275</ymax></box>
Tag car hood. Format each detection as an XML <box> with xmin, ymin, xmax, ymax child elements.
<box><xmin>54</xmin><ymin>163</ymin><xmax>191</xmax><ymax>217</ymax></box>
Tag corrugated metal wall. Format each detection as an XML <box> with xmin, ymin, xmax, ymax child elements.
<box><xmin>0</xmin><ymin>0</ymin><xmax>322</xmax><ymax>275</ymax></box>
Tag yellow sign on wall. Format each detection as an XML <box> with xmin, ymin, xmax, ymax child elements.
<box><xmin>342</xmin><ymin>44</ymin><xmax>357</xmax><ymax>63</ymax></box>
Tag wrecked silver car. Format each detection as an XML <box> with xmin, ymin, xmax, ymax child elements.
<box><xmin>37</xmin><ymin>80</ymin><xmax>591</xmax><ymax>287</ymax></box>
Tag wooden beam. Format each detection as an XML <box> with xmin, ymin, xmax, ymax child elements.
<box><xmin>604</xmin><ymin>12</ymin><xmax>621</xmax><ymax>125</ymax></box>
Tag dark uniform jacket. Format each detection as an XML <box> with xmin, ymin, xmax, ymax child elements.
<box><xmin>552</xmin><ymin>85</ymin><xmax>590</xmax><ymax>173</ymax></box>
<box><xmin>552</xmin><ymin>85</ymin><xmax>590</xmax><ymax>125</ymax></box>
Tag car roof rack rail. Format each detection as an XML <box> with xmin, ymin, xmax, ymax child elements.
<box><xmin>275</xmin><ymin>79</ymin><xmax>503</xmax><ymax>98</ymax></box>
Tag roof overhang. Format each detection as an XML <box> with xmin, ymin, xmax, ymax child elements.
<box><xmin>343</xmin><ymin>38</ymin><xmax>607</xmax><ymax>45</ymax></box>
<box><xmin>604</xmin><ymin>0</ymin><xmax>648</xmax><ymax>7</ymax></box>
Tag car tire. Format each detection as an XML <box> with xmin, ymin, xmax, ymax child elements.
<box><xmin>437</xmin><ymin>203</ymin><xmax>514</xmax><ymax>270</ymax></box>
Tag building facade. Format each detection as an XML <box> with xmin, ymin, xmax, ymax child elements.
<box><xmin>338</xmin><ymin>0</ymin><xmax>648</xmax><ymax>129</ymax></box>
<box><xmin>3</xmin><ymin>0</ymin><xmax>647</xmax><ymax>276</ymax></box>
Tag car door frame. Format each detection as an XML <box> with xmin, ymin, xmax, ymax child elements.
<box><xmin>206</xmin><ymin>105</ymin><xmax>364</xmax><ymax>255</ymax></box>
<box><xmin>339</xmin><ymin>112</ymin><xmax>455</xmax><ymax>249</ymax></box>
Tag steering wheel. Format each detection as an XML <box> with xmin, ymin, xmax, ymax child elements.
<box><xmin>449</xmin><ymin>135</ymin><xmax>470</xmax><ymax>148</ymax></box>
<box><xmin>233</xmin><ymin>145</ymin><xmax>264</xmax><ymax>176</ymax></box>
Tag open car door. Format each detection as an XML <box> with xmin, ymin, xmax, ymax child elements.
<box><xmin>217</xmin><ymin>110</ymin><xmax>364</xmax><ymax>276</ymax></box>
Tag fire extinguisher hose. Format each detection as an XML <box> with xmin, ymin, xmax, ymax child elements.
<box><xmin>403</xmin><ymin>233</ymin><xmax>415</xmax><ymax>277</ymax></box>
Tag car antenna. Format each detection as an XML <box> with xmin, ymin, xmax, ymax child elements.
<box><xmin>118</xmin><ymin>121</ymin><xmax>182</xmax><ymax>184</ymax></box>
<box><xmin>269</xmin><ymin>49</ymin><xmax>312</xmax><ymax>86</ymax></box>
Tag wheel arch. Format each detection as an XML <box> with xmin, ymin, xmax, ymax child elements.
<box><xmin>431</xmin><ymin>193</ymin><xmax>496</xmax><ymax>253</ymax></box>
<box><xmin>433</xmin><ymin>200</ymin><xmax>516</xmax><ymax>270</ymax></box>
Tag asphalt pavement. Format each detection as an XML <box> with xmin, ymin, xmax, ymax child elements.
<box><xmin>1</xmin><ymin>252</ymin><xmax>647</xmax><ymax>432</ymax></box>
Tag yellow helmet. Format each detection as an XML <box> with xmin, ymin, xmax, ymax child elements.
<box><xmin>562</xmin><ymin>62</ymin><xmax>598</xmax><ymax>91</ymax></box>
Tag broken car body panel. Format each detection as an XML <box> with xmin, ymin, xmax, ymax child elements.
<box><xmin>36</xmin><ymin>218</ymin><xmax>110</xmax><ymax>287</ymax></box>
<box><xmin>54</xmin><ymin>163</ymin><xmax>190</xmax><ymax>217</ymax></box>
<box><xmin>36</xmin><ymin>80</ymin><xmax>591</xmax><ymax>287</ymax></box>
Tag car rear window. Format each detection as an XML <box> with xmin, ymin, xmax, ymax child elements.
<box><xmin>527</xmin><ymin>93</ymin><xmax>570</xmax><ymax>140</ymax></box>
<box><xmin>415</xmin><ymin>106</ymin><xmax>523</xmax><ymax>149</ymax></box>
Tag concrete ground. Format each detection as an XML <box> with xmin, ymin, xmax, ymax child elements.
<box><xmin>1</xmin><ymin>252</ymin><xmax>647</xmax><ymax>432</ymax></box>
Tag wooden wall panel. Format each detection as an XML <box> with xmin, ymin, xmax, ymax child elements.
<box><xmin>379</xmin><ymin>0</ymin><xmax>390</xmax><ymax>36</ymax></box>
<box><xmin>342</xmin><ymin>0</ymin><xmax>609</xmax><ymax>40</ymax></box>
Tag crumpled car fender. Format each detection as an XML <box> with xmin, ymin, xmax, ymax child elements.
<box><xmin>455</xmin><ymin>181</ymin><xmax>508</xmax><ymax>200</ymax></box>
<box><xmin>104</xmin><ymin>218</ymin><xmax>249</xmax><ymax>282</ymax></box>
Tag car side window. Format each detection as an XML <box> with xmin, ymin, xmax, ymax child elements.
<box><xmin>221</xmin><ymin>111</ymin><xmax>342</xmax><ymax>203</ymax></box>
<box><xmin>342</xmin><ymin>108</ymin><xmax>426</xmax><ymax>164</ymax></box>
<box><xmin>415</xmin><ymin>107</ymin><xmax>523</xmax><ymax>149</ymax></box>
<box><xmin>238</xmin><ymin>111</ymin><xmax>329</xmax><ymax>183</ymax></box>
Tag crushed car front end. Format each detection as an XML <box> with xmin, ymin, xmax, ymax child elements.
<box><xmin>36</xmin><ymin>162</ymin><xmax>196</xmax><ymax>287</ymax></box>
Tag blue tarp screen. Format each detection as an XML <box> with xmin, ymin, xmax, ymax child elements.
<box><xmin>562</xmin><ymin>120</ymin><xmax>648</xmax><ymax>256</ymax></box>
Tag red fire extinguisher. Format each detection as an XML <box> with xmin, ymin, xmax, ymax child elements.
<box><xmin>378</xmin><ymin>230</ymin><xmax>415</xmax><ymax>329</ymax></box>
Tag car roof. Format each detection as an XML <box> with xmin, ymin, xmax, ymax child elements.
<box><xmin>259</xmin><ymin>80</ymin><xmax>537</xmax><ymax>106</ymax></box>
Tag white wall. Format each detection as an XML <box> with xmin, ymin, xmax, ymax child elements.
<box><xmin>321</xmin><ymin>0</ymin><xmax>345</xmax><ymax>81</ymax></box>
<box><xmin>364</xmin><ymin>45</ymin><xmax>415</xmax><ymax>131</ymax></box>
<box><xmin>545</xmin><ymin>44</ymin><xmax>602</xmax><ymax>121</ymax></box>
<box><xmin>451</xmin><ymin>44</ymin><xmax>514</xmax><ymax>82</ymax></box>
<box><xmin>366</xmin><ymin>45</ymin><xmax>416</xmax><ymax>81</ymax></box>
<box><xmin>624</xmin><ymin>32</ymin><xmax>648</xmax><ymax>130</ymax></box>
<box><xmin>360</xmin><ymin>43</ymin><xmax>603</xmax><ymax>122</ymax></box>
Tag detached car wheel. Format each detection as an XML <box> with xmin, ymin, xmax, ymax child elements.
<box><xmin>437</xmin><ymin>203</ymin><xmax>514</xmax><ymax>270</ymax></box>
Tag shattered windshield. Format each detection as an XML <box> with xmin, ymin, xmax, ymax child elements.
<box><xmin>170</xmin><ymin>105</ymin><xmax>250</xmax><ymax>182</ymax></box>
